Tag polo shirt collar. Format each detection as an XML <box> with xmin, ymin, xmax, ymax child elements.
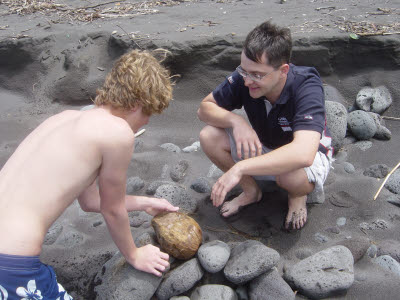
<box><xmin>274</xmin><ymin>63</ymin><xmax>294</xmax><ymax>105</ymax></box>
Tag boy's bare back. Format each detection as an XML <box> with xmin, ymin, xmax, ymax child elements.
<box><xmin>0</xmin><ymin>108</ymin><xmax>133</xmax><ymax>256</ymax></box>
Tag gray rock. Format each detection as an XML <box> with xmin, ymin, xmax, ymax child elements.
<box><xmin>93</xmin><ymin>220</ymin><xmax>103</xmax><ymax>227</ymax></box>
<box><xmin>161</xmin><ymin>164</ymin><xmax>169</xmax><ymax>178</ymax></box>
<box><xmin>353</xmin><ymin>141</ymin><xmax>373</xmax><ymax>151</ymax></box>
<box><xmin>359</xmin><ymin>219</ymin><xmax>389</xmax><ymax>231</ymax></box>
<box><xmin>335</xmin><ymin>237</ymin><xmax>370</xmax><ymax>263</ymax></box>
<box><xmin>170</xmin><ymin>297</ymin><xmax>190</xmax><ymax>300</ymax></box>
<box><xmin>356</xmin><ymin>86</ymin><xmax>392</xmax><ymax>114</ymax></box>
<box><xmin>94</xmin><ymin>252</ymin><xmax>162</xmax><ymax>300</ymax></box>
<box><xmin>325</xmin><ymin>101</ymin><xmax>348</xmax><ymax>150</ymax></box>
<box><xmin>367</xmin><ymin>244</ymin><xmax>378</xmax><ymax>258</ymax></box>
<box><xmin>373</xmin><ymin>255</ymin><xmax>400</xmax><ymax>277</ymax></box>
<box><xmin>43</xmin><ymin>223</ymin><xmax>63</xmax><ymax>245</ymax></box>
<box><xmin>146</xmin><ymin>180</ymin><xmax>174</xmax><ymax>195</ymax></box>
<box><xmin>197</xmin><ymin>240</ymin><xmax>231</xmax><ymax>273</ymax></box>
<box><xmin>154</xmin><ymin>184</ymin><xmax>197</xmax><ymax>213</ymax></box>
<box><xmin>129</xmin><ymin>211</ymin><xmax>152</xmax><ymax>228</ymax></box>
<box><xmin>377</xmin><ymin>239</ymin><xmax>400</xmax><ymax>263</ymax></box>
<box><xmin>387</xmin><ymin>194</ymin><xmax>400</xmax><ymax>207</ymax></box>
<box><xmin>343</xmin><ymin>162</ymin><xmax>355</xmax><ymax>174</ymax></box>
<box><xmin>182</xmin><ymin>141</ymin><xmax>201</xmax><ymax>153</ymax></box>
<box><xmin>160</xmin><ymin>142</ymin><xmax>181</xmax><ymax>153</ymax></box>
<box><xmin>363</xmin><ymin>164</ymin><xmax>389</xmax><ymax>178</ymax></box>
<box><xmin>55</xmin><ymin>230</ymin><xmax>84</xmax><ymax>248</ymax></box>
<box><xmin>191</xmin><ymin>177</ymin><xmax>212</xmax><ymax>194</ymax></box>
<box><xmin>134</xmin><ymin>231</ymin><xmax>158</xmax><ymax>247</ymax></box>
<box><xmin>326</xmin><ymin>226</ymin><xmax>341</xmax><ymax>234</ymax></box>
<box><xmin>207</xmin><ymin>164</ymin><xmax>224</xmax><ymax>179</ymax></box>
<box><xmin>249</xmin><ymin>268</ymin><xmax>295</xmax><ymax>300</ymax></box>
<box><xmin>126</xmin><ymin>176</ymin><xmax>145</xmax><ymax>194</ymax></box>
<box><xmin>191</xmin><ymin>284</ymin><xmax>238</xmax><ymax>300</ymax></box>
<box><xmin>385</xmin><ymin>169</ymin><xmax>400</xmax><ymax>194</ymax></box>
<box><xmin>224</xmin><ymin>240</ymin><xmax>280</xmax><ymax>285</ymax></box>
<box><xmin>374</xmin><ymin>125</ymin><xmax>392</xmax><ymax>140</ymax></box>
<box><xmin>170</xmin><ymin>160</ymin><xmax>189</xmax><ymax>182</ymax></box>
<box><xmin>156</xmin><ymin>258</ymin><xmax>204</xmax><ymax>300</ymax></box>
<box><xmin>284</xmin><ymin>246</ymin><xmax>354</xmax><ymax>299</ymax></box>
<box><xmin>347</xmin><ymin>110</ymin><xmax>377</xmax><ymax>140</ymax></box>
<box><xmin>314</xmin><ymin>232</ymin><xmax>329</xmax><ymax>243</ymax></box>
<box><xmin>336</xmin><ymin>217</ymin><xmax>347</xmax><ymax>227</ymax></box>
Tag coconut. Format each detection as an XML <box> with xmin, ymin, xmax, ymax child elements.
<box><xmin>151</xmin><ymin>212</ymin><xmax>202</xmax><ymax>260</ymax></box>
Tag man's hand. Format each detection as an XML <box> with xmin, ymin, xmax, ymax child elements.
<box><xmin>232</xmin><ymin>119</ymin><xmax>262</xmax><ymax>160</ymax></box>
<box><xmin>211</xmin><ymin>164</ymin><xmax>242</xmax><ymax>207</ymax></box>
<box><xmin>129</xmin><ymin>244</ymin><xmax>170</xmax><ymax>276</ymax></box>
<box><xmin>143</xmin><ymin>197</ymin><xmax>179</xmax><ymax>216</ymax></box>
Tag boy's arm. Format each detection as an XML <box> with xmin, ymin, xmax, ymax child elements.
<box><xmin>78</xmin><ymin>182</ymin><xmax>178</xmax><ymax>215</ymax></box>
<box><xmin>98</xmin><ymin>128</ymin><xmax>169</xmax><ymax>276</ymax></box>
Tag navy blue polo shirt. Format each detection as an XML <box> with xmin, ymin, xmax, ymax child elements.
<box><xmin>212</xmin><ymin>64</ymin><xmax>331</xmax><ymax>154</ymax></box>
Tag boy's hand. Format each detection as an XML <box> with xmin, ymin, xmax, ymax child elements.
<box><xmin>130</xmin><ymin>245</ymin><xmax>170</xmax><ymax>276</ymax></box>
<box><xmin>144</xmin><ymin>197</ymin><xmax>179</xmax><ymax>216</ymax></box>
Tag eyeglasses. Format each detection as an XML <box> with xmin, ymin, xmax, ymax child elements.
<box><xmin>236</xmin><ymin>65</ymin><xmax>277</xmax><ymax>82</ymax></box>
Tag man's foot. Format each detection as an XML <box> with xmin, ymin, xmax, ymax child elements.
<box><xmin>220</xmin><ymin>188</ymin><xmax>262</xmax><ymax>218</ymax></box>
<box><xmin>285</xmin><ymin>195</ymin><xmax>307</xmax><ymax>230</ymax></box>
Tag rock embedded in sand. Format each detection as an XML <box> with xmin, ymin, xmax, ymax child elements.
<box><xmin>325</xmin><ymin>100</ymin><xmax>348</xmax><ymax>150</ymax></box>
<box><xmin>223</xmin><ymin>240</ymin><xmax>280</xmax><ymax>285</ymax></box>
<box><xmin>385</xmin><ymin>169</ymin><xmax>400</xmax><ymax>194</ymax></box>
<box><xmin>191</xmin><ymin>284</ymin><xmax>238</xmax><ymax>300</ymax></box>
<box><xmin>373</xmin><ymin>255</ymin><xmax>400</xmax><ymax>277</ymax></box>
<box><xmin>197</xmin><ymin>240</ymin><xmax>230</xmax><ymax>273</ymax></box>
<box><xmin>126</xmin><ymin>176</ymin><xmax>145</xmax><ymax>194</ymax></box>
<box><xmin>347</xmin><ymin>110</ymin><xmax>377</xmax><ymax>140</ymax></box>
<box><xmin>160</xmin><ymin>142</ymin><xmax>181</xmax><ymax>153</ymax></box>
<box><xmin>356</xmin><ymin>86</ymin><xmax>392</xmax><ymax>114</ymax></box>
<box><xmin>249</xmin><ymin>268</ymin><xmax>295</xmax><ymax>300</ymax></box>
<box><xmin>154</xmin><ymin>184</ymin><xmax>197</xmax><ymax>213</ymax></box>
<box><xmin>156</xmin><ymin>257</ymin><xmax>204</xmax><ymax>300</ymax></box>
<box><xmin>284</xmin><ymin>246</ymin><xmax>354</xmax><ymax>299</ymax></box>
<box><xmin>151</xmin><ymin>212</ymin><xmax>202</xmax><ymax>260</ymax></box>
<box><xmin>377</xmin><ymin>239</ymin><xmax>400</xmax><ymax>263</ymax></box>
<box><xmin>170</xmin><ymin>159</ymin><xmax>189</xmax><ymax>182</ymax></box>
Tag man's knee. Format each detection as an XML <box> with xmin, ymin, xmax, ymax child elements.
<box><xmin>199</xmin><ymin>125</ymin><xmax>229</xmax><ymax>150</ymax></box>
<box><xmin>276</xmin><ymin>169</ymin><xmax>314</xmax><ymax>195</ymax></box>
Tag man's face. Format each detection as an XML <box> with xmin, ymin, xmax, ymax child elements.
<box><xmin>239</xmin><ymin>51</ymin><xmax>284</xmax><ymax>100</ymax></box>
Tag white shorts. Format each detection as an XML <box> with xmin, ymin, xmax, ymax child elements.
<box><xmin>226</xmin><ymin>128</ymin><xmax>332</xmax><ymax>202</ymax></box>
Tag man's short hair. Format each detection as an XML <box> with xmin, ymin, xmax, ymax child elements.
<box><xmin>244</xmin><ymin>21</ymin><xmax>292</xmax><ymax>69</ymax></box>
<box><xmin>94</xmin><ymin>49</ymin><xmax>173</xmax><ymax>115</ymax></box>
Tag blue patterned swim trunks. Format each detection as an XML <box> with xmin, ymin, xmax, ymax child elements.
<box><xmin>0</xmin><ymin>253</ymin><xmax>73</xmax><ymax>300</ymax></box>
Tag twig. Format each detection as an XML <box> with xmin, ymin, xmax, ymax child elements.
<box><xmin>315</xmin><ymin>6</ymin><xmax>336</xmax><ymax>11</ymax></box>
<box><xmin>373</xmin><ymin>161</ymin><xmax>400</xmax><ymax>200</ymax></box>
<box><xmin>382</xmin><ymin>116</ymin><xmax>400</xmax><ymax>121</ymax></box>
<box><xmin>77</xmin><ymin>0</ymin><xmax>126</xmax><ymax>10</ymax></box>
<box><xmin>134</xmin><ymin>128</ymin><xmax>146</xmax><ymax>137</ymax></box>
<box><xmin>116</xmin><ymin>24</ymin><xmax>143</xmax><ymax>49</ymax></box>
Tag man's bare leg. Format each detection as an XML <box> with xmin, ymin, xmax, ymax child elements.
<box><xmin>276</xmin><ymin>169</ymin><xmax>314</xmax><ymax>230</ymax></box>
<box><xmin>200</xmin><ymin>125</ymin><xmax>262</xmax><ymax>217</ymax></box>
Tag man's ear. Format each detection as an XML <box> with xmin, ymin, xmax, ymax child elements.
<box><xmin>280</xmin><ymin>63</ymin><xmax>290</xmax><ymax>75</ymax></box>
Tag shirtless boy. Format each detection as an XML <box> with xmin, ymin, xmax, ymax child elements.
<box><xmin>198</xmin><ymin>21</ymin><xmax>332</xmax><ymax>230</ymax></box>
<box><xmin>0</xmin><ymin>49</ymin><xmax>178</xmax><ymax>299</ymax></box>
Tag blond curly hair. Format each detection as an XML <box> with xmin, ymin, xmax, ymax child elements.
<box><xmin>94</xmin><ymin>49</ymin><xmax>173</xmax><ymax>115</ymax></box>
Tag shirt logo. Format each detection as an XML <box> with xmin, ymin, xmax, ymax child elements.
<box><xmin>228</xmin><ymin>76</ymin><xmax>234</xmax><ymax>84</ymax></box>
<box><xmin>304</xmin><ymin>115</ymin><xmax>313</xmax><ymax>120</ymax></box>
<box><xmin>278</xmin><ymin>117</ymin><xmax>292</xmax><ymax>132</ymax></box>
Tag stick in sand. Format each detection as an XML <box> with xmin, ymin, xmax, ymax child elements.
<box><xmin>134</xmin><ymin>128</ymin><xmax>146</xmax><ymax>137</ymax></box>
<box><xmin>373</xmin><ymin>161</ymin><xmax>400</xmax><ymax>200</ymax></box>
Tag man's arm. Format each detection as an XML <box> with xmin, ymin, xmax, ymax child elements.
<box><xmin>198</xmin><ymin>93</ymin><xmax>262</xmax><ymax>159</ymax></box>
<box><xmin>211</xmin><ymin>130</ymin><xmax>321</xmax><ymax>206</ymax></box>
<box><xmin>98</xmin><ymin>126</ymin><xmax>169</xmax><ymax>276</ymax></box>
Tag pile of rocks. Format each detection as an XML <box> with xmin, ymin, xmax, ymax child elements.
<box><xmin>325</xmin><ymin>85</ymin><xmax>392</xmax><ymax>151</ymax></box>
<box><xmin>94</xmin><ymin>239</ymin><xmax>357</xmax><ymax>300</ymax></box>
